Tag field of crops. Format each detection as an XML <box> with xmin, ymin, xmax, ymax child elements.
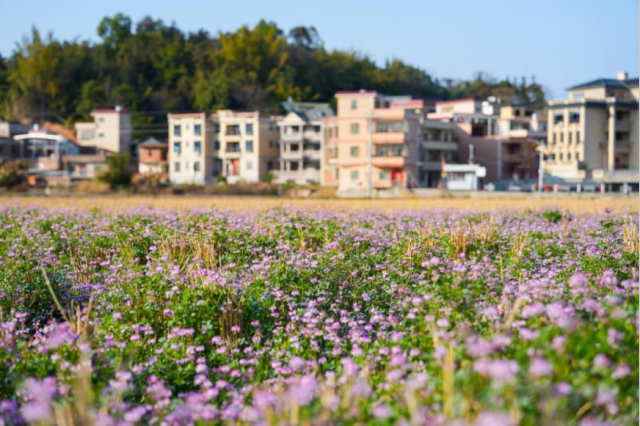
<box><xmin>0</xmin><ymin>203</ymin><xmax>637</xmax><ymax>425</ymax></box>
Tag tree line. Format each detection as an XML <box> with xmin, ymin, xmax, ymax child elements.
<box><xmin>0</xmin><ymin>14</ymin><xmax>547</xmax><ymax>139</ymax></box>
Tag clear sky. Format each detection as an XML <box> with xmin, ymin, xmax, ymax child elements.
<box><xmin>1</xmin><ymin>0</ymin><xmax>638</xmax><ymax>99</ymax></box>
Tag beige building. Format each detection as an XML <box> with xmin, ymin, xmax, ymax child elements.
<box><xmin>544</xmin><ymin>72</ymin><xmax>639</xmax><ymax>184</ymax></box>
<box><xmin>335</xmin><ymin>91</ymin><xmax>422</xmax><ymax>195</ymax></box>
<box><xmin>490</xmin><ymin>105</ymin><xmax>547</xmax><ymax>180</ymax></box>
<box><xmin>277</xmin><ymin>104</ymin><xmax>334</xmax><ymax>184</ymax></box>
<box><xmin>212</xmin><ymin>110</ymin><xmax>280</xmax><ymax>183</ymax></box>
<box><xmin>167</xmin><ymin>112</ymin><xmax>217</xmax><ymax>185</ymax></box>
<box><xmin>75</xmin><ymin>108</ymin><xmax>132</xmax><ymax>154</ymax></box>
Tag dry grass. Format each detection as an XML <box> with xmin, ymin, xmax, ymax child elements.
<box><xmin>0</xmin><ymin>194</ymin><xmax>637</xmax><ymax>213</ymax></box>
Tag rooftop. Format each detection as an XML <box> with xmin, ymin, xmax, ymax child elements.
<box><xmin>138</xmin><ymin>137</ymin><xmax>168</xmax><ymax>148</ymax></box>
<box><xmin>568</xmin><ymin>77</ymin><xmax>639</xmax><ymax>91</ymax></box>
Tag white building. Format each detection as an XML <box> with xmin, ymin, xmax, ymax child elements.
<box><xmin>167</xmin><ymin>112</ymin><xmax>217</xmax><ymax>185</ymax></box>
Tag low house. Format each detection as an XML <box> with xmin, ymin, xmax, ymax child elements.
<box><xmin>62</xmin><ymin>154</ymin><xmax>108</xmax><ymax>179</ymax></box>
<box><xmin>442</xmin><ymin>164</ymin><xmax>486</xmax><ymax>191</ymax></box>
<box><xmin>138</xmin><ymin>137</ymin><xmax>168</xmax><ymax>174</ymax></box>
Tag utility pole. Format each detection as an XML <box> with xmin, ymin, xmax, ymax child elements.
<box><xmin>366</xmin><ymin>113</ymin><xmax>373</xmax><ymax>198</ymax></box>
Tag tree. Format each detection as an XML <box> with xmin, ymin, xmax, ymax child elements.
<box><xmin>98</xmin><ymin>152</ymin><xmax>132</xmax><ymax>189</ymax></box>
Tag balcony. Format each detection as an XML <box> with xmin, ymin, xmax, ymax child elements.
<box><xmin>502</xmin><ymin>153</ymin><xmax>527</xmax><ymax>163</ymax></box>
<box><xmin>281</xmin><ymin>149</ymin><xmax>303</xmax><ymax>160</ymax></box>
<box><xmin>422</xmin><ymin>140</ymin><xmax>457</xmax><ymax>151</ymax></box>
<box><xmin>225</xmin><ymin>145</ymin><xmax>241</xmax><ymax>155</ymax></box>
<box><xmin>225</xmin><ymin>127</ymin><xmax>241</xmax><ymax>136</ymax></box>
<box><xmin>372</xmin><ymin>156</ymin><xmax>405</xmax><ymax>168</ymax></box>
<box><xmin>421</xmin><ymin>161</ymin><xmax>442</xmax><ymax>171</ymax></box>
<box><xmin>372</xmin><ymin>132</ymin><xmax>405</xmax><ymax>144</ymax></box>
<box><xmin>303</xmin><ymin>150</ymin><xmax>322</xmax><ymax>161</ymax></box>
<box><xmin>616</xmin><ymin>141</ymin><xmax>631</xmax><ymax>152</ymax></box>
<box><xmin>615</xmin><ymin>119</ymin><xmax>631</xmax><ymax>132</ymax></box>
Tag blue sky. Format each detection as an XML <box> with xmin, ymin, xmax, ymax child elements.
<box><xmin>1</xmin><ymin>0</ymin><xmax>638</xmax><ymax>99</ymax></box>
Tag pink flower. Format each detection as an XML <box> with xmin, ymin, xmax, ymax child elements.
<box><xmin>529</xmin><ymin>357</ymin><xmax>553</xmax><ymax>377</ymax></box>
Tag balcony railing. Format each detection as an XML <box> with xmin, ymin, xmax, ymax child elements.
<box><xmin>225</xmin><ymin>145</ymin><xmax>241</xmax><ymax>153</ymax></box>
<box><xmin>225</xmin><ymin>128</ymin><xmax>241</xmax><ymax>136</ymax></box>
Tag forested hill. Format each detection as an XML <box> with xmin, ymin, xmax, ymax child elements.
<box><xmin>0</xmin><ymin>14</ymin><xmax>546</xmax><ymax>136</ymax></box>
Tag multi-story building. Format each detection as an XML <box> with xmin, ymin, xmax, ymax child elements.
<box><xmin>212</xmin><ymin>110</ymin><xmax>280</xmax><ymax>183</ymax></box>
<box><xmin>419</xmin><ymin>119</ymin><xmax>458</xmax><ymax>187</ymax></box>
<box><xmin>75</xmin><ymin>107</ymin><xmax>132</xmax><ymax>154</ymax></box>
<box><xmin>544</xmin><ymin>72</ymin><xmax>639</xmax><ymax>186</ymax></box>
<box><xmin>490</xmin><ymin>104</ymin><xmax>547</xmax><ymax>180</ymax></box>
<box><xmin>277</xmin><ymin>104</ymin><xmax>334</xmax><ymax>184</ymax></box>
<box><xmin>335</xmin><ymin>91</ymin><xmax>421</xmax><ymax>195</ymax></box>
<box><xmin>167</xmin><ymin>112</ymin><xmax>217</xmax><ymax>185</ymax></box>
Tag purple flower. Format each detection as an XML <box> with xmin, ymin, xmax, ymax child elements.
<box><xmin>529</xmin><ymin>357</ymin><xmax>553</xmax><ymax>377</ymax></box>
<box><xmin>372</xmin><ymin>404</ymin><xmax>392</xmax><ymax>419</ymax></box>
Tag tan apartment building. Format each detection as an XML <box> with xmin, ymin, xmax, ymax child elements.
<box><xmin>75</xmin><ymin>107</ymin><xmax>132</xmax><ymax>154</ymax></box>
<box><xmin>167</xmin><ymin>112</ymin><xmax>217</xmax><ymax>185</ymax></box>
<box><xmin>335</xmin><ymin>91</ymin><xmax>421</xmax><ymax>195</ymax></box>
<box><xmin>277</xmin><ymin>104</ymin><xmax>334</xmax><ymax>184</ymax></box>
<box><xmin>212</xmin><ymin>110</ymin><xmax>280</xmax><ymax>183</ymax></box>
<box><xmin>544</xmin><ymin>72</ymin><xmax>639</xmax><ymax>185</ymax></box>
<box><xmin>490</xmin><ymin>104</ymin><xmax>547</xmax><ymax>180</ymax></box>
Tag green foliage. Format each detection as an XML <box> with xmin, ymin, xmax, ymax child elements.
<box><xmin>97</xmin><ymin>152</ymin><xmax>132</xmax><ymax>189</ymax></box>
<box><xmin>0</xmin><ymin>159</ymin><xmax>28</xmax><ymax>188</ymax></box>
<box><xmin>1</xmin><ymin>15</ymin><xmax>548</xmax><ymax>128</ymax></box>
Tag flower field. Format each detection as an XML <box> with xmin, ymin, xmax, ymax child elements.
<box><xmin>0</xmin><ymin>205</ymin><xmax>637</xmax><ymax>425</ymax></box>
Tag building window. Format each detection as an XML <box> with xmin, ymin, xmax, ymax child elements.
<box><xmin>567</xmin><ymin>153</ymin><xmax>572</xmax><ymax>160</ymax></box>
<box><xmin>173</xmin><ymin>125</ymin><xmax>181</xmax><ymax>136</ymax></box>
<box><xmin>573</xmin><ymin>93</ymin><xmax>584</xmax><ymax>100</ymax></box>
<box><xmin>351</xmin><ymin>170</ymin><xmax>359</xmax><ymax>180</ymax></box>
<box><xmin>380</xmin><ymin>171</ymin><xmax>389</xmax><ymax>180</ymax></box>
<box><xmin>568</xmin><ymin>133</ymin><xmax>572</xmax><ymax>144</ymax></box>
<box><xmin>559</xmin><ymin>153</ymin><xmax>564</xmax><ymax>161</ymax></box>
<box><xmin>246</xmin><ymin>140</ymin><xmax>254</xmax><ymax>153</ymax></box>
<box><xmin>351</xmin><ymin>100</ymin><xmax>357</xmax><ymax>110</ymax></box>
<box><xmin>98</xmin><ymin>133</ymin><xmax>104</xmax><ymax>138</ymax></box>
<box><xmin>173</xmin><ymin>142</ymin><xmax>181</xmax><ymax>154</ymax></box>
<box><xmin>194</xmin><ymin>124</ymin><xmax>202</xmax><ymax>136</ymax></box>
<box><xmin>269</xmin><ymin>140</ymin><xmax>274</xmax><ymax>148</ymax></box>
<box><xmin>560</xmin><ymin>133</ymin><xmax>564</xmax><ymax>143</ymax></box>
<box><xmin>569</xmin><ymin>112</ymin><xmax>580</xmax><ymax>123</ymax></box>
<box><xmin>576</xmin><ymin>132</ymin><xmax>580</xmax><ymax>143</ymax></box>
<box><xmin>552</xmin><ymin>133</ymin><xmax>556</xmax><ymax>144</ymax></box>
<box><xmin>350</xmin><ymin>147</ymin><xmax>359</xmax><ymax>157</ymax></box>
<box><xmin>246</xmin><ymin>160</ymin><xmax>253</xmax><ymax>170</ymax></box>
<box><xmin>267</xmin><ymin>160</ymin><xmax>273</xmax><ymax>170</ymax></box>
<box><xmin>214</xmin><ymin>124</ymin><xmax>220</xmax><ymax>133</ymax></box>
<box><xmin>194</xmin><ymin>141</ymin><xmax>202</xmax><ymax>154</ymax></box>
<box><xmin>554</xmin><ymin>113</ymin><xmax>564</xmax><ymax>124</ymax></box>
<box><xmin>350</xmin><ymin>123</ymin><xmax>359</xmax><ymax>134</ymax></box>
<box><xmin>98</xmin><ymin>118</ymin><xmax>105</xmax><ymax>123</ymax></box>
<box><xmin>214</xmin><ymin>141</ymin><xmax>220</xmax><ymax>150</ymax></box>
<box><xmin>174</xmin><ymin>162</ymin><xmax>180</xmax><ymax>172</ymax></box>
<box><xmin>194</xmin><ymin>161</ymin><xmax>200</xmax><ymax>172</ymax></box>
<box><xmin>246</xmin><ymin>123</ymin><xmax>253</xmax><ymax>135</ymax></box>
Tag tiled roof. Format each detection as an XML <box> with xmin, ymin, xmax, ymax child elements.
<box><xmin>568</xmin><ymin>78</ymin><xmax>639</xmax><ymax>91</ymax></box>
